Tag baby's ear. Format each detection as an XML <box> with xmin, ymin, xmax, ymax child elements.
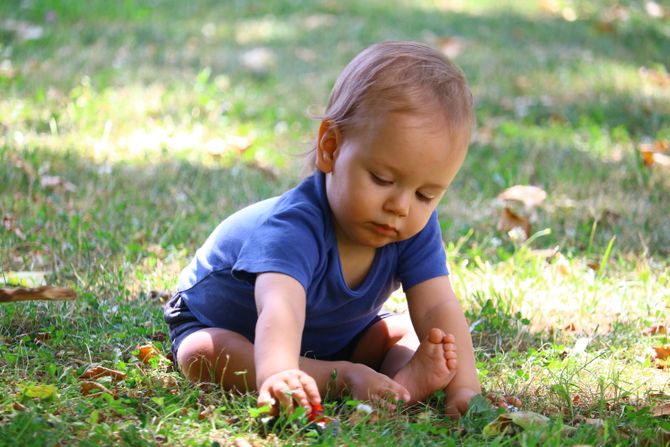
<box><xmin>316</xmin><ymin>120</ymin><xmax>340</xmax><ymax>173</ymax></box>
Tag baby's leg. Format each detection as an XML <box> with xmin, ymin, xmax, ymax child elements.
<box><xmin>350</xmin><ymin>316</ymin><xmax>457</xmax><ymax>403</ymax></box>
<box><xmin>175</xmin><ymin>327</ymin><xmax>409</xmax><ymax>402</ymax></box>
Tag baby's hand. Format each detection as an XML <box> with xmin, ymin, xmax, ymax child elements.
<box><xmin>257</xmin><ymin>369</ymin><xmax>321</xmax><ymax>415</ymax></box>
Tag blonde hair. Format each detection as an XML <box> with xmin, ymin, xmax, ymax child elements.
<box><xmin>308</xmin><ymin>40</ymin><xmax>474</xmax><ymax>169</ymax></box>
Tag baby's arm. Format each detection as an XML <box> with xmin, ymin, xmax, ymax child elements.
<box><xmin>405</xmin><ymin>275</ymin><xmax>481</xmax><ymax>417</ymax></box>
<box><xmin>254</xmin><ymin>273</ymin><xmax>321</xmax><ymax>412</ymax></box>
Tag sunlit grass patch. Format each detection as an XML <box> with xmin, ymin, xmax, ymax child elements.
<box><xmin>1</xmin><ymin>0</ymin><xmax>669</xmax><ymax>445</ymax></box>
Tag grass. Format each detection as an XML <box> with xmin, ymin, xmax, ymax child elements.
<box><xmin>1</xmin><ymin>0</ymin><xmax>669</xmax><ymax>445</ymax></box>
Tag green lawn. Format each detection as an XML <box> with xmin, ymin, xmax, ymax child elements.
<box><xmin>1</xmin><ymin>0</ymin><xmax>669</xmax><ymax>445</ymax></box>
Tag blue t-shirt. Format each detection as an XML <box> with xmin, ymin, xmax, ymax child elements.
<box><xmin>177</xmin><ymin>171</ymin><xmax>449</xmax><ymax>358</ymax></box>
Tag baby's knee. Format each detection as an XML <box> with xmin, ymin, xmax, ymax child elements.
<box><xmin>176</xmin><ymin>331</ymin><xmax>220</xmax><ymax>381</ymax></box>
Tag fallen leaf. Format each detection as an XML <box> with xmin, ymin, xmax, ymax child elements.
<box><xmin>496</xmin><ymin>185</ymin><xmax>547</xmax><ymax>240</ymax></box>
<box><xmin>483</xmin><ymin>411</ymin><xmax>550</xmax><ymax>437</ymax></box>
<box><xmin>198</xmin><ymin>404</ymin><xmax>216</xmax><ymax>420</ymax></box>
<box><xmin>564</xmin><ymin>323</ymin><xmax>577</xmax><ymax>332</ymax></box>
<box><xmin>13</xmin><ymin>402</ymin><xmax>26</xmax><ymax>411</ymax></box>
<box><xmin>652</xmin><ymin>345</ymin><xmax>670</xmax><ymax>360</ymax></box>
<box><xmin>79</xmin><ymin>366</ymin><xmax>127</xmax><ymax>382</ymax></box>
<box><xmin>21</xmin><ymin>383</ymin><xmax>58</xmax><ymax>400</ymax></box>
<box><xmin>497</xmin><ymin>207</ymin><xmax>531</xmax><ymax>239</ymax></box>
<box><xmin>647</xmin><ymin>152</ymin><xmax>670</xmax><ymax>168</ymax></box>
<box><xmin>652</xmin><ymin>403</ymin><xmax>670</xmax><ymax>417</ymax></box>
<box><xmin>0</xmin><ymin>286</ymin><xmax>77</xmax><ymax>303</ymax></box>
<box><xmin>587</xmin><ymin>261</ymin><xmax>600</xmax><ymax>271</ymax></box>
<box><xmin>643</xmin><ymin>325</ymin><xmax>667</xmax><ymax>336</ymax></box>
<box><xmin>136</xmin><ymin>343</ymin><xmax>161</xmax><ymax>363</ymax></box>
<box><xmin>34</xmin><ymin>332</ymin><xmax>51</xmax><ymax>343</ymax></box>
<box><xmin>498</xmin><ymin>185</ymin><xmax>547</xmax><ymax>207</ymax></box>
<box><xmin>80</xmin><ymin>381</ymin><xmax>116</xmax><ymax>397</ymax></box>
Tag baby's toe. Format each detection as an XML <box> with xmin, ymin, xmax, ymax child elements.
<box><xmin>446</xmin><ymin>357</ymin><xmax>458</xmax><ymax>370</ymax></box>
<box><xmin>428</xmin><ymin>328</ymin><xmax>445</xmax><ymax>343</ymax></box>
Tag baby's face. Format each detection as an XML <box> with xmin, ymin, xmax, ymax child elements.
<box><xmin>323</xmin><ymin>111</ymin><xmax>467</xmax><ymax>250</ymax></box>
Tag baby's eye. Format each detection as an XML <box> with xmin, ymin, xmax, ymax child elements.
<box><xmin>416</xmin><ymin>192</ymin><xmax>434</xmax><ymax>203</ymax></box>
<box><xmin>370</xmin><ymin>172</ymin><xmax>392</xmax><ymax>185</ymax></box>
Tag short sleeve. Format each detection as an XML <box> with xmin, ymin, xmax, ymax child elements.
<box><xmin>231</xmin><ymin>204</ymin><xmax>323</xmax><ymax>291</ymax></box>
<box><xmin>396</xmin><ymin>211</ymin><xmax>449</xmax><ymax>290</ymax></box>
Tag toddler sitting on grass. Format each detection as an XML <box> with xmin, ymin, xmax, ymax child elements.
<box><xmin>165</xmin><ymin>40</ymin><xmax>484</xmax><ymax>418</ymax></box>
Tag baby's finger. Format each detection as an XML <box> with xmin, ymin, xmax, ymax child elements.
<box><xmin>283</xmin><ymin>379</ymin><xmax>310</xmax><ymax>409</ymax></box>
<box><xmin>257</xmin><ymin>391</ymin><xmax>277</xmax><ymax>415</ymax></box>
<box><xmin>269</xmin><ymin>383</ymin><xmax>295</xmax><ymax>410</ymax></box>
<box><xmin>298</xmin><ymin>375</ymin><xmax>321</xmax><ymax>406</ymax></box>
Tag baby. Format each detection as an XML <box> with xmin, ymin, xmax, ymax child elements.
<box><xmin>165</xmin><ymin>41</ymin><xmax>481</xmax><ymax>418</ymax></box>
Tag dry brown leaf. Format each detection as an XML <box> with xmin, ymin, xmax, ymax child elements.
<box><xmin>13</xmin><ymin>402</ymin><xmax>27</xmax><ymax>412</ymax></box>
<box><xmin>643</xmin><ymin>325</ymin><xmax>667</xmax><ymax>336</ymax></box>
<box><xmin>497</xmin><ymin>207</ymin><xmax>531</xmax><ymax>238</ymax></box>
<box><xmin>80</xmin><ymin>381</ymin><xmax>116</xmax><ymax>397</ymax></box>
<box><xmin>79</xmin><ymin>366</ymin><xmax>127</xmax><ymax>382</ymax></box>
<box><xmin>0</xmin><ymin>286</ymin><xmax>77</xmax><ymax>303</ymax></box>
<box><xmin>587</xmin><ymin>261</ymin><xmax>600</xmax><ymax>271</ymax></box>
<box><xmin>498</xmin><ymin>185</ymin><xmax>547</xmax><ymax>207</ymax></box>
<box><xmin>136</xmin><ymin>343</ymin><xmax>161</xmax><ymax>363</ymax></box>
<box><xmin>34</xmin><ymin>332</ymin><xmax>51</xmax><ymax>343</ymax></box>
<box><xmin>652</xmin><ymin>403</ymin><xmax>670</xmax><ymax>417</ymax></box>
<box><xmin>652</xmin><ymin>345</ymin><xmax>670</xmax><ymax>360</ymax></box>
<box><xmin>565</xmin><ymin>323</ymin><xmax>577</xmax><ymax>332</ymax></box>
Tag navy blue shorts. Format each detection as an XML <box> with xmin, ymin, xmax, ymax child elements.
<box><xmin>164</xmin><ymin>293</ymin><xmax>394</xmax><ymax>366</ymax></box>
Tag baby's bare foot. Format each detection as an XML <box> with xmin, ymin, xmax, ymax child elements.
<box><xmin>392</xmin><ymin>328</ymin><xmax>457</xmax><ymax>403</ymax></box>
<box><xmin>343</xmin><ymin>363</ymin><xmax>410</xmax><ymax>404</ymax></box>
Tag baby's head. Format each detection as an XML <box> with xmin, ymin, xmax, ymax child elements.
<box><xmin>310</xmin><ymin>41</ymin><xmax>474</xmax><ymax>168</ymax></box>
